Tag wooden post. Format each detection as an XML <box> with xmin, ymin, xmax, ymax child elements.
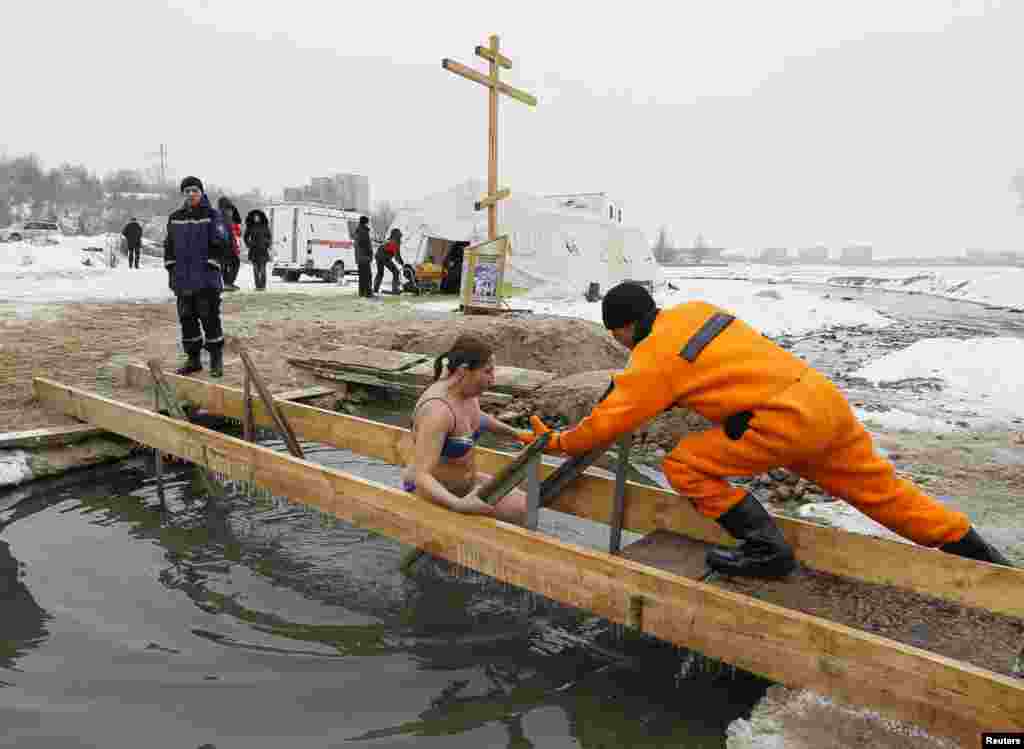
<box><xmin>243</xmin><ymin>368</ymin><xmax>254</xmax><ymax>442</ymax></box>
<box><xmin>153</xmin><ymin>386</ymin><xmax>166</xmax><ymax>508</ymax></box>
<box><xmin>146</xmin><ymin>359</ymin><xmax>220</xmax><ymax>499</ymax></box>
<box><xmin>231</xmin><ymin>340</ymin><xmax>304</xmax><ymax>459</ymax></box>
<box><xmin>442</xmin><ymin>34</ymin><xmax>537</xmax><ymax>294</ymax></box>
<box><xmin>609</xmin><ymin>433</ymin><xmax>633</xmax><ymax>554</ymax></box>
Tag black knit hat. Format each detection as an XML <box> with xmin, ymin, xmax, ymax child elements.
<box><xmin>602</xmin><ymin>282</ymin><xmax>657</xmax><ymax>330</ymax></box>
<box><xmin>180</xmin><ymin>176</ymin><xmax>204</xmax><ymax>194</ymax></box>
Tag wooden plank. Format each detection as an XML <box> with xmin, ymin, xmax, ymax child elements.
<box><xmin>31</xmin><ymin>376</ymin><xmax>1024</xmax><ymax>744</ymax></box>
<box><xmin>0</xmin><ymin>424</ymin><xmax>106</xmax><ymax>449</ymax></box>
<box><xmin>474</xmin><ymin>188</ymin><xmax>510</xmax><ymax>211</ymax></box>
<box><xmin>289</xmin><ymin>364</ymin><xmax>514</xmax><ymax>407</ymax></box>
<box><xmin>402</xmin><ymin>361</ymin><xmax>555</xmax><ymax>396</ymax></box>
<box><xmin>274</xmin><ymin>385</ymin><xmax>336</xmax><ymax>401</ymax></box>
<box><xmin>475</xmin><ymin>44</ymin><xmax>512</xmax><ymax>69</ymax></box>
<box><xmin>441</xmin><ymin>59</ymin><xmax>538</xmax><ymax>106</ymax></box>
<box><xmin>286</xmin><ymin>345</ymin><xmax>429</xmax><ymax>373</ymax></box>
<box><xmin>116</xmin><ymin>363</ymin><xmax>1024</xmax><ymax>619</ymax></box>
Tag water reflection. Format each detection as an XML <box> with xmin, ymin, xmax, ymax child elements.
<box><xmin>0</xmin><ymin>452</ymin><xmax>767</xmax><ymax>747</ymax></box>
<box><xmin>0</xmin><ymin>538</ymin><xmax>50</xmax><ymax>677</ymax></box>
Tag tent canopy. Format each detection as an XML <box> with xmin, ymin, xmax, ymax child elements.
<box><xmin>392</xmin><ymin>179</ymin><xmax>664</xmax><ymax>297</ymax></box>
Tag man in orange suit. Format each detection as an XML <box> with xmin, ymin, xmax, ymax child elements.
<box><xmin>524</xmin><ymin>282</ymin><xmax>1013</xmax><ymax>578</ymax></box>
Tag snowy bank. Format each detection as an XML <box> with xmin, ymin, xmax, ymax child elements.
<box><xmin>853</xmin><ymin>337</ymin><xmax>1024</xmax><ymax>424</ymax></box>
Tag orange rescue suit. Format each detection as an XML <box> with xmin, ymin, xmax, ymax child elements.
<box><xmin>558</xmin><ymin>301</ymin><xmax>969</xmax><ymax>547</ymax></box>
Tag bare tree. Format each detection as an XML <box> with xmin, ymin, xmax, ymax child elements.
<box><xmin>652</xmin><ymin>225</ymin><xmax>673</xmax><ymax>263</ymax></box>
<box><xmin>371</xmin><ymin>200</ymin><xmax>397</xmax><ymax>243</ymax></box>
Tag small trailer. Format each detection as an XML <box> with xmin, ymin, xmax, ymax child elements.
<box><xmin>267</xmin><ymin>203</ymin><xmax>368</xmax><ymax>283</ymax></box>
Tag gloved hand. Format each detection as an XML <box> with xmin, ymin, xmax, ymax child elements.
<box><xmin>517</xmin><ymin>415</ymin><xmax>564</xmax><ymax>453</ymax></box>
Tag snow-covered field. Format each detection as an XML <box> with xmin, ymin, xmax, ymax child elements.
<box><xmin>664</xmin><ymin>262</ymin><xmax>1024</xmax><ymax>310</ymax></box>
<box><xmin>2</xmin><ymin>239</ymin><xmax>1022</xmax><ymax>429</ymax></box>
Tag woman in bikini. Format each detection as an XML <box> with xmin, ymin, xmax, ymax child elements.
<box><xmin>399</xmin><ymin>335</ymin><xmax>531</xmax><ymax>524</ymax></box>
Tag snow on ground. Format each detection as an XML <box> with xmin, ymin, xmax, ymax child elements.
<box><xmin>853</xmin><ymin>337</ymin><xmax>1024</xmax><ymax>423</ymax></box>
<box><xmin>420</xmin><ymin>277</ymin><xmax>891</xmax><ymax>338</ymax></box>
<box><xmin>0</xmin><ymin>450</ymin><xmax>32</xmax><ymax>488</ymax></box>
<box><xmin>0</xmin><ymin>235</ymin><xmax>367</xmax><ymax>304</ymax></box>
<box><xmin>665</xmin><ymin>263</ymin><xmax>1024</xmax><ymax>309</ymax></box>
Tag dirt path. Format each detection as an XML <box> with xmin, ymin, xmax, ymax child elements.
<box><xmin>0</xmin><ymin>292</ymin><xmax>436</xmax><ymax>431</ymax></box>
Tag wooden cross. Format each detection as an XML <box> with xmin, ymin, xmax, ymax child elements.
<box><xmin>442</xmin><ymin>35</ymin><xmax>537</xmax><ymax>240</ymax></box>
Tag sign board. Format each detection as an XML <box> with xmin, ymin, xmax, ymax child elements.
<box><xmin>461</xmin><ymin>235</ymin><xmax>509</xmax><ymax>310</ymax></box>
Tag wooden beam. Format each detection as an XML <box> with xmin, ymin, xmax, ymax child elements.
<box><xmin>31</xmin><ymin>376</ymin><xmax>1024</xmax><ymax>744</ymax></box>
<box><xmin>441</xmin><ymin>59</ymin><xmax>538</xmax><ymax>106</ymax></box>
<box><xmin>116</xmin><ymin>363</ymin><xmax>1024</xmax><ymax>619</ymax></box>
<box><xmin>475</xmin><ymin>44</ymin><xmax>512</xmax><ymax>69</ymax></box>
<box><xmin>0</xmin><ymin>424</ymin><xmax>106</xmax><ymax>449</ymax></box>
<box><xmin>474</xmin><ymin>188</ymin><xmax>511</xmax><ymax>211</ymax></box>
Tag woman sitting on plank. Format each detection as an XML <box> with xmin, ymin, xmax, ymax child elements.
<box><xmin>399</xmin><ymin>335</ymin><xmax>532</xmax><ymax>524</ymax></box>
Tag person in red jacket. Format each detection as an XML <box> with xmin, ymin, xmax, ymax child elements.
<box><xmin>373</xmin><ymin>228</ymin><xmax>405</xmax><ymax>295</ymax></box>
<box><xmin>217</xmin><ymin>197</ymin><xmax>242</xmax><ymax>291</ymax></box>
<box><xmin>522</xmin><ymin>282</ymin><xmax>1013</xmax><ymax>578</ymax></box>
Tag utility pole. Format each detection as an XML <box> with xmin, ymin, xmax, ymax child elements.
<box><xmin>145</xmin><ymin>144</ymin><xmax>168</xmax><ymax>186</ymax></box>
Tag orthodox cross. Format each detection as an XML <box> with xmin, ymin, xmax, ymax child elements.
<box><xmin>442</xmin><ymin>35</ymin><xmax>538</xmax><ymax>240</ymax></box>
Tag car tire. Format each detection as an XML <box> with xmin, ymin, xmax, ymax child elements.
<box><xmin>9</xmin><ymin>234</ymin><xmax>21</xmax><ymax>242</ymax></box>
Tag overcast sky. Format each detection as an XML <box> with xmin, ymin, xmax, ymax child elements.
<box><xmin>3</xmin><ymin>0</ymin><xmax>1022</xmax><ymax>255</ymax></box>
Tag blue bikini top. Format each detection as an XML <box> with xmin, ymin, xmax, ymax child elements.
<box><xmin>414</xmin><ymin>397</ymin><xmax>482</xmax><ymax>460</ymax></box>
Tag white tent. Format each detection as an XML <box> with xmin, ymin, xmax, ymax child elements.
<box><xmin>391</xmin><ymin>179</ymin><xmax>664</xmax><ymax>298</ymax></box>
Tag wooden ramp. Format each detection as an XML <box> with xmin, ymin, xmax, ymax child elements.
<box><xmin>32</xmin><ymin>374</ymin><xmax>1024</xmax><ymax>744</ymax></box>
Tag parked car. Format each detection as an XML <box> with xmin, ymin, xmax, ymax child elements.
<box><xmin>0</xmin><ymin>220</ymin><xmax>63</xmax><ymax>243</ymax></box>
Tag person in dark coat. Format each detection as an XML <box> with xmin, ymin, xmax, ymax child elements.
<box><xmin>243</xmin><ymin>209</ymin><xmax>272</xmax><ymax>291</ymax></box>
<box><xmin>217</xmin><ymin>197</ymin><xmax>242</xmax><ymax>291</ymax></box>
<box><xmin>354</xmin><ymin>216</ymin><xmax>374</xmax><ymax>298</ymax></box>
<box><xmin>373</xmin><ymin>228</ymin><xmax>405</xmax><ymax>295</ymax></box>
<box><xmin>165</xmin><ymin>176</ymin><xmax>228</xmax><ymax>377</ymax></box>
<box><xmin>122</xmin><ymin>217</ymin><xmax>143</xmax><ymax>269</ymax></box>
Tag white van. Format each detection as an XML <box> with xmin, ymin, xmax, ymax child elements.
<box><xmin>267</xmin><ymin>203</ymin><xmax>368</xmax><ymax>283</ymax></box>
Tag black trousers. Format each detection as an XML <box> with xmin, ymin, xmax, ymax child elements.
<box><xmin>222</xmin><ymin>255</ymin><xmax>240</xmax><ymax>285</ymax></box>
<box><xmin>374</xmin><ymin>255</ymin><xmax>400</xmax><ymax>293</ymax></box>
<box><xmin>252</xmin><ymin>261</ymin><xmax>267</xmax><ymax>290</ymax></box>
<box><xmin>176</xmin><ymin>288</ymin><xmax>223</xmax><ymax>354</ymax></box>
<box><xmin>357</xmin><ymin>260</ymin><xmax>373</xmax><ymax>297</ymax></box>
<box><xmin>127</xmin><ymin>245</ymin><xmax>141</xmax><ymax>268</ymax></box>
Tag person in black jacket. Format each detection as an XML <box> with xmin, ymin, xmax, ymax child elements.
<box><xmin>354</xmin><ymin>216</ymin><xmax>374</xmax><ymax>298</ymax></box>
<box><xmin>122</xmin><ymin>217</ymin><xmax>143</xmax><ymax>269</ymax></box>
<box><xmin>243</xmin><ymin>209</ymin><xmax>272</xmax><ymax>290</ymax></box>
<box><xmin>164</xmin><ymin>176</ymin><xmax>229</xmax><ymax>377</ymax></box>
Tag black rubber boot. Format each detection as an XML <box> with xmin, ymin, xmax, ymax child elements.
<box><xmin>208</xmin><ymin>344</ymin><xmax>224</xmax><ymax>379</ymax></box>
<box><xmin>706</xmin><ymin>493</ymin><xmax>797</xmax><ymax>579</ymax></box>
<box><xmin>175</xmin><ymin>351</ymin><xmax>202</xmax><ymax>376</ymax></box>
<box><xmin>940</xmin><ymin>527</ymin><xmax>1014</xmax><ymax>567</ymax></box>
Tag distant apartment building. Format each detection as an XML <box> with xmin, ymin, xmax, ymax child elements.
<box><xmin>964</xmin><ymin>248</ymin><xmax>1022</xmax><ymax>264</ymax></box>
<box><xmin>283</xmin><ymin>173</ymin><xmax>370</xmax><ymax>213</ymax></box>
<box><xmin>759</xmin><ymin>247</ymin><xmax>789</xmax><ymax>262</ymax></box>
<box><xmin>840</xmin><ymin>244</ymin><xmax>873</xmax><ymax>263</ymax></box>
<box><xmin>798</xmin><ymin>245</ymin><xmax>829</xmax><ymax>262</ymax></box>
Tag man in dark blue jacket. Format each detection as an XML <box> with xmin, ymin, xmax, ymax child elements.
<box><xmin>164</xmin><ymin>176</ymin><xmax>228</xmax><ymax>377</ymax></box>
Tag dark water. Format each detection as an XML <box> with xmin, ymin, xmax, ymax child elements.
<box><xmin>0</xmin><ymin>434</ymin><xmax>768</xmax><ymax>749</ymax></box>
